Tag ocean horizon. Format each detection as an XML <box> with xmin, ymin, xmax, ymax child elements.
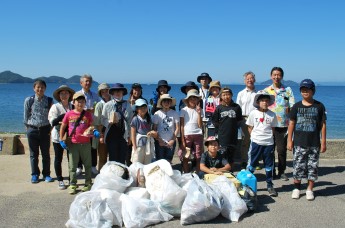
<box><xmin>0</xmin><ymin>83</ymin><xmax>343</xmax><ymax>139</ymax></box>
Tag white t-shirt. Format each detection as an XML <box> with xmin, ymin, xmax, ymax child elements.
<box><xmin>152</xmin><ymin>109</ymin><xmax>180</xmax><ymax>141</ymax></box>
<box><xmin>246</xmin><ymin>109</ymin><xmax>277</xmax><ymax>145</ymax></box>
<box><xmin>180</xmin><ymin>106</ymin><xmax>203</xmax><ymax>135</ymax></box>
<box><xmin>236</xmin><ymin>88</ymin><xmax>257</xmax><ymax>116</ymax></box>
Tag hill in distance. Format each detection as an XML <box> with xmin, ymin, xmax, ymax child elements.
<box><xmin>260</xmin><ymin>79</ymin><xmax>298</xmax><ymax>86</ymax></box>
<box><xmin>0</xmin><ymin>71</ymin><xmax>93</xmax><ymax>84</ymax></box>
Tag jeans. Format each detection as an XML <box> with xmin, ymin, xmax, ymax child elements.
<box><xmin>274</xmin><ymin>127</ymin><xmax>288</xmax><ymax>174</ymax></box>
<box><xmin>155</xmin><ymin>141</ymin><xmax>176</xmax><ymax>162</ymax></box>
<box><xmin>106</xmin><ymin>137</ymin><xmax>128</xmax><ymax>164</ymax></box>
<box><xmin>52</xmin><ymin>142</ymin><xmax>69</xmax><ymax>181</ymax></box>
<box><xmin>27</xmin><ymin>126</ymin><xmax>51</xmax><ymax>177</ymax></box>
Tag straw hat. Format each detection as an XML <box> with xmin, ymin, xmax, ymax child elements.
<box><xmin>53</xmin><ymin>85</ymin><xmax>75</xmax><ymax>102</ymax></box>
<box><xmin>209</xmin><ymin>80</ymin><xmax>221</xmax><ymax>91</ymax></box>
<box><xmin>157</xmin><ymin>94</ymin><xmax>176</xmax><ymax>108</ymax></box>
<box><xmin>97</xmin><ymin>83</ymin><xmax>110</xmax><ymax>97</ymax></box>
<box><xmin>253</xmin><ymin>90</ymin><xmax>275</xmax><ymax>108</ymax></box>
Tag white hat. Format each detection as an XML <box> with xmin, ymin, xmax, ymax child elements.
<box><xmin>183</xmin><ymin>89</ymin><xmax>201</xmax><ymax>103</ymax></box>
<box><xmin>253</xmin><ymin>90</ymin><xmax>275</xmax><ymax>108</ymax></box>
<box><xmin>157</xmin><ymin>94</ymin><xmax>176</xmax><ymax>108</ymax></box>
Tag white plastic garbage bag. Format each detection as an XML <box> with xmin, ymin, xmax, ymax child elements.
<box><xmin>180</xmin><ymin>175</ymin><xmax>223</xmax><ymax>225</ymax></box>
<box><xmin>66</xmin><ymin>190</ymin><xmax>122</xmax><ymax>228</ymax></box>
<box><xmin>145</xmin><ymin>165</ymin><xmax>187</xmax><ymax>216</ymax></box>
<box><xmin>179</xmin><ymin>173</ymin><xmax>194</xmax><ymax>191</ymax></box>
<box><xmin>125</xmin><ymin>187</ymin><xmax>150</xmax><ymax>200</ymax></box>
<box><xmin>170</xmin><ymin>169</ymin><xmax>182</xmax><ymax>186</ymax></box>
<box><xmin>211</xmin><ymin>175</ymin><xmax>248</xmax><ymax>222</ymax></box>
<box><xmin>120</xmin><ymin>194</ymin><xmax>173</xmax><ymax>228</ymax></box>
<box><xmin>128</xmin><ymin>162</ymin><xmax>145</xmax><ymax>187</ymax></box>
<box><xmin>92</xmin><ymin>161</ymin><xmax>133</xmax><ymax>192</ymax></box>
<box><xmin>143</xmin><ymin>159</ymin><xmax>173</xmax><ymax>177</ymax></box>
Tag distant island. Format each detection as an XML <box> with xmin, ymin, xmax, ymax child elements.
<box><xmin>259</xmin><ymin>79</ymin><xmax>298</xmax><ymax>86</ymax></box>
<box><xmin>0</xmin><ymin>70</ymin><xmax>98</xmax><ymax>84</ymax></box>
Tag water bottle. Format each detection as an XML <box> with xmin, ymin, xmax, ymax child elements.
<box><xmin>0</xmin><ymin>138</ymin><xmax>3</xmax><ymax>151</ymax></box>
<box><xmin>237</xmin><ymin>169</ymin><xmax>257</xmax><ymax>193</ymax></box>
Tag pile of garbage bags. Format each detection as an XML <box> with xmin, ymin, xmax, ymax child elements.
<box><xmin>66</xmin><ymin>160</ymin><xmax>248</xmax><ymax>228</ymax></box>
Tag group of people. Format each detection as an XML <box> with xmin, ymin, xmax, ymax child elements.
<box><xmin>23</xmin><ymin>67</ymin><xmax>327</xmax><ymax>200</ymax></box>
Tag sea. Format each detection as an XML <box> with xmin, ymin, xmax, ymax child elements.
<box><xmin>0</xmin><ymin>83</ymin><xmax>343</xmax><ymax>139</ymax></box>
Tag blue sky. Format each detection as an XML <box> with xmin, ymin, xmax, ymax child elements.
<box><xmin>1</xmin><ymin>0</ymin><xmax>344</xmax><ymax>84</ymax></box>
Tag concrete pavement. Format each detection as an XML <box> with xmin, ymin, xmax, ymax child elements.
<box><xmin>0</xmin><ymin>153</ymin><xmax>345</xmax><ymax>228</ymax></box>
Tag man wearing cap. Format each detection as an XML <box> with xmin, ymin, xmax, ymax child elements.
<box><xmin>236</xmin><ymin>71</ymin><xmax>257</xmax><ymax>168</ymax></box>
<box><xmin>264</xmin><ymin>67</ymin><xmax>295</xmax><ymax>181</ymax></box>
<box><xmin>101</xmin><ymin>83</ymin><xmax>133</xmax><ymax>164</ymax></box>
<box><xmin>93</xmin><ymin>83</ymin><xmax>111</xmax><ymax>171</ymax></box>
<box><xmin>76</xmin><ymin>74</ymin><xmax>101</xmax><ymax>175</ymax></box>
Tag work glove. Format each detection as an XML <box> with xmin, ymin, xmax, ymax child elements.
<box><xmin>59</xmin><ymin>140</ymin><xmax>69</xmax><ymax>150</ymax></box>
<box><xmin>93</xmin><ymin>130</ymin><xmax>101</xmax><ymax>138</ymax></box>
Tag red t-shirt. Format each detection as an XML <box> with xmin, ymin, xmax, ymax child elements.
<box><xmin>62</xmin><ymin>110</ymin><xmax>93</xmax><ymax>144</ymax></box>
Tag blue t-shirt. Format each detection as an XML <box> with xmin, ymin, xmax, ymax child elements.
<box><xmin>130</xmin><ymin>115</ymin><xmax>151</xmax><ymax>146</ymax></box>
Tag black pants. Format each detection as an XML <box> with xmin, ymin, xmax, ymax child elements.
<box><xmin>107</xmin><ymin>137</ymin><xmax>128</xmax><ymax>165</ymax></box>
<box><xmin>274</xmin><ymin>127</ymin><xmax>288</xmax><ymax>174</ymax></box>
<box><xmin>52</xmin><ymin>142</ymin><xmax>69</xmax><ymax>181</ymax></box>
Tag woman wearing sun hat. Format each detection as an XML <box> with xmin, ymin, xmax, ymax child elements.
<box><xmin>48</xmin><ymin>85</ymin><xmax>75</xmax><ymax>190</ymax></box>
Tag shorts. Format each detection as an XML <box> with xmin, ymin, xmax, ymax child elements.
<box><xmin>178</xmin><ymin>134</ymin><xmax>204</xmax><ymax>160</ymax></box>
<box><xmin>293</xmin><ymin>146</ymin><xmax>320</xmax><ymax>181</ymax></box>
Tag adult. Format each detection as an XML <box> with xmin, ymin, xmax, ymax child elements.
<box><xmin>77</xmin><ymin>74</ymin><xmax>100</xmax><ymax>175</ymax></box>
<box><xmin>93</xmin><ymin>83</ymin><xmax>111</xmax><ymax>171</ymax></box>
<box><xmin>24</xmin><ymin>79</ymin><xmax>53</xmax><ymax>183</ymax></box>
<box><xmin>264</xmin><ymin>67</ymin><xmax>295</xmax><ymax>181</ymax></box>
<box><xmin>101</xmin><ymin>83</ymin><xmax>133</xmax><ymax>164</ymax></box>
<box><xmin>48</xmin><ymin>85</ymin><xmax>75</xmax><ymax>189</ymax></box>
<box><xmin>236</xmin><ymin>71</ymin><xmax>257</xmax><ymax>168</ymax></box>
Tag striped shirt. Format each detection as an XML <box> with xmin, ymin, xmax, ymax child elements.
<box><xmin>24</xmin><ymin>95</ymin><xmax>51</xmax><ymax>127</ymax></box>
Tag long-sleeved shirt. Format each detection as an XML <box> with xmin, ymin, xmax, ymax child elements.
<box><xmin>77</xmin><ymin>88</ymin><xmax>100</xmax><ymax>110</ymax></box>
<box><xmin>24</xmin><ymin>95</ymin><xmax>51</xmax><ymax>128</ymax></box>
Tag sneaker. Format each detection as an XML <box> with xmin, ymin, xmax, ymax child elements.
<box><xmin>91</xmin><ymin>166</ymin><xmax>99</xmax><ymax>175</ymax></box>
<box><xmin>76</xmin><ymin>167</ymin><xmax>82</xmax><ymax>176</ymax></box>
<box><xmin>268</xmin><ymin>187</ymin><xmax>278</xmax><ymax>197</ymax></box>
<box><xmin>291</xmin><ymin>189</ymin><xmax>300</xmax><ymax>199</ymax></box>
<box><xmin>81</xmin><ymin>184</ymin><xmax>92</xmax><ymax>192</ymax></box>
<box><xmin>45</xmin><ymin>176</ymin><xmax>54</xmax><ymax>182</ymax></box>
<box><xmin>68</xmin><ymin>185</ymin><xmax>77</xmax><ymax>194</ymax></box>
<box><xmin>280</xmin><ymin>173</ymin><xmax>289</xmax><ymax>181</ymax></box>
<box><xmin>31</xmin><ymin>175</ymin><xmax>39</xmax><ymax>184</ymax></box>
<box><xmin>306</xmin><ymin>190</ymin><xmax>314</xmax><ymax>201</ymax></box>
<box><xmin>58</xmin><ymin>181</ymin><xmax>66</xmax><ymax>190</ymax></box>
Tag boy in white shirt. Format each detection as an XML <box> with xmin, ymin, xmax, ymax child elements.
<box><xmin>246</xmin><ymin>90</ymin><xmax>278</xmax><ymax>197</ymax></box>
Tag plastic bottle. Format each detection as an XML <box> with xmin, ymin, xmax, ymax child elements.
<box><xmin>236</xmin><ymin>169</ymin><xmax>257</xmax><ymax>193</ymax></box>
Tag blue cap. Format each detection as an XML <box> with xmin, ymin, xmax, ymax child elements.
<box><xmin>300</xmin><ymin>79</ymin><xmax>315</xmax><ymax>90</ymax></box>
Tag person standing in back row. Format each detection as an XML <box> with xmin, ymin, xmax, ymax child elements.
<box><xmin>236</xmin><ymin>71</ymin><xmax>257</xmax><ymax>169</ymax></box>
<box><xmin>77</xmin><ymin>74</ymin><xmax>100</xmax><ymax>175</ymax></box>
<box><xmin>264</xmin><ymin>67</ymin><xmax>295</xmax><ymax>181</ymax></box>
<box><xmin>24</xmin><ymin>79</ymin><xmax>53</xmax><ymax>184</ymax></box>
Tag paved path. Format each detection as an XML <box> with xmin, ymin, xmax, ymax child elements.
<box><xmin>1</xmin><ymin>154</ymin><xmax>345</xmax><ymax>227</ymax></box>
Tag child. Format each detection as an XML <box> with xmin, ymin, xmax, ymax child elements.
<box><xmin>205</xmin><ymin>80</ymin><xmax>221</xmax><ymax>137</ymax></box>
<box><xmin>199</xmin><ymin>136</ymin><xmax>231</xmax><ymax>178</ymax></box>
<box><xmin>152</xmin><ymin>94</ymin><xmax>180</xmax><ymax>163</ymax></box>
<box><xmin>212</xmin><ymin>87</ymin><xmax>242</xmax><ymax>170</ymax></box>
<box><xmin>59</xmin><ymin>92</ymin><xmax>100</xmax><ymax>194</ymax></box>
<box><xmin>24</xmin><ymin>79</ymin><xmax>53</xmax><ymax>184</ymax></box>
<box><xmin>101</xmin><ymin>83</ymin><xmax>133</xmax><ymax>165</ymax></box>
<box><xmin>180</xmin><ymin>89</ymin><xmax>204</xmax><ymax>173</ymax></box>
<box><xmin>246</xmin><ymin>90</ymin><xmax>278</xmax><ymax>197</ymax></box>
<box><xmin>287</xmin><ymin>79</ymin><xmax>327</xmax><ymax>200</ymax></box>
<box><xmin>131</xmin><ymin>99</ymin><xmax>157</xmax><ymax>164</ymax></box>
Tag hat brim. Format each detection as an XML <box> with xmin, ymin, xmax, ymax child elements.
<box><xmin>53</xmin><ymin>87</ymin><xmax>75</xmax><ymax>102</ymax></box>
<box><xmin>183</xmin><ymin>94</ymin><xmax>201</xmax><ymax>103</ymax></box>
<box><xmin>157</xmin><ymin>97</ymin><xmax>176</xmax><ymax>109</ymax></box>
<box><xmin>204</xmin><ymin>138</ymin><xmax>219</xmax><ymax>147</ymax></box>
<box><xmin>253</xmin><ymin>94</ymin><xmax>275</xmax><ymax>108</ymax></box>
<box><xmin>180</xmin><ymin>85</ymin><xmax>199</xmax><ymax>94</ymax></box>
<box><xmin>197</xmin><ymin>75</ymin><xmax>213</xmax><ymax>83</ymax></box>
<box><xmin>156</xmin><ymin>85</ymin><xmax>171</xmax><ymax>92</ymax></box>
<box><xmin>109</xmin><ymin>88</ymin><xmax>128</xmax><ymax>96</ymax></box>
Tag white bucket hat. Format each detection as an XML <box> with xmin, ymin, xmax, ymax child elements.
<box><xmin>157</xmin><ymin>94</ymin><xmax>176</xmax><ymax>108</ymax></box>
<box><xmin>183</xmin><ymin>89</ymin><xmax>201</xmax><ymax>103</ymax></box>
<box><xmin>253</xmin><ymin>90</ymin><xmax>275</xmax><ymax>108</ymax></box>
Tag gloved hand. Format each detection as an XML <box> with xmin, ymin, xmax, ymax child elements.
<box><xmin>152</xmin><ymin>91</ymin><xmax>159</xmax><ymax>105</ymax></box>
<box><xmin>59</xmin><ymin>140</ymin><xmax>69</xmax><ymax>150</ymax></box>
<box><xmin>93</xmin><ymin>130</ymin><xmax>101</xmax><ymax>138</ymax></box>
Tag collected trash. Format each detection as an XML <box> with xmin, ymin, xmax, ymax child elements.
<box><xmin>66</xmin><ymin>160</ymin><xmax>249</xmax><ymax>227</ymax></box>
